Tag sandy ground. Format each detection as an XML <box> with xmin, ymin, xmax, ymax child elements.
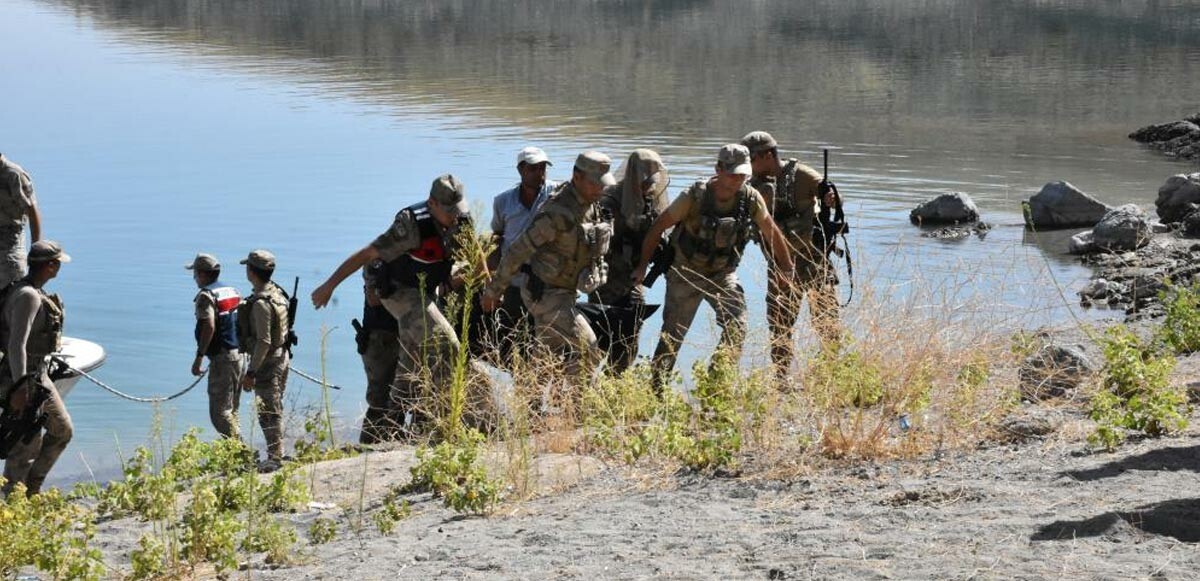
<box><xmin>87</xmin><ymin>421</ymin><xmax>1200</xmax><ymax>580</ymax></box>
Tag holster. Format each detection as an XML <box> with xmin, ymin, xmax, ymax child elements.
<box><xmin>351</xmin><ymin>319</ymin><xmax>368</xmax><ymax>355</ymax></box>
<box><xmin>526</xmin><ymin>270</ymin><xmax>546</xmax><ymax>303</ymax></box>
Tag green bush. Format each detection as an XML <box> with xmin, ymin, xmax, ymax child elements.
<box><xmin>1089</xmin><ymin>325</ymin><xmax>1189</xmax><ymax>450</ymax></box>
<box><xmin>0</xmin><ymin>483</ymin><xmax>104</xmax><ymax>580</ymax></box>
<box><xmin>406</xmin><ymin>428</ymin><xmax>500</xmax><ymax>515</ymax></box>
<box><xmin>1154</xmin><ymin>282</ymin><xmax>1200</xmax><ymax>354</ymax></box>
<box><xmin>807</xmin><ymin>347</ymin><xmax>885</xmax><ymax>409</ymax></box>
<box><xmin>179</xmin><ymin>486</ymin><xmax>243</xmax><ymax>574</ymax></box>
<box><xmin>307</xmin><ymin>518</ymin><xmax>338</xmax><ymax>545</ymax></box>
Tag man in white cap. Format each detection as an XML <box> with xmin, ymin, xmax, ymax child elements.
<box><xmin>1</xmin><ymin>240</ymin><xmax>71</xmax><ymax>496</ymax></box>
<box><xmin>312</xmin><ymin>175</ymin><xmax>495</xmax><ymax>438</ymax></box>
<box><xmin>484</xmin><ymin>147</ymin><xmax>557</xmax><ymax>366</ymax></box>
<box><xmin>482</xmin><ymin>151</ymin><xmax>616</xmax><ymax>398</ymax></box>
<box><xmin>186</xmin><ymin>253</ymin><xmax>244</xmax><ymax>439</ymax></box>
<box><xmin>0</xmin><ymin>154</ymin><xmax>43</xmax><ymax>287</ymax></box>
<box><xmin>633</xmin><ymin>144</ymin><xmax>795</xmax><ymax>393</ymax></box>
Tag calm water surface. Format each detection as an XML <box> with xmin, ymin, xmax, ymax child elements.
<box><xmin>2</xmin><ymin>0</ymin><xmax>1199</xmax><ymax>482</ymax></box>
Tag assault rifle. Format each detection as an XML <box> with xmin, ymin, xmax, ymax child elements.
<box><xmin>0</xmin><ymin>373</ymin><xmax>50</xmax><ymax>459</ymax></box>
<box><xmin>814</xmin><ymin>149</ymin><xmax>854</xmax><ymax>306</ymax></box>
<box><xmin>286</xmin><ymin>277</ymin><xmax>300</xmax><ymax>357</ymax></box>
<box><xmin>642</xmin><ymin>236</ymin><xmax>673</xmax><ymax>288</ymax></box>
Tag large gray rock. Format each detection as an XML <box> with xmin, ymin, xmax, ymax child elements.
<box><xmin>1155</xmin><ymin>173</ymin><xmax>1200</xmax><ymax>223</ymax></box>
<box><xmin>1025</xmin><ymin>181</ymin><xmax>1112</xmax><ymax>230</ymax></box>
<box><xmin>1092</xmin><ymin>204</ymin><xmax>1151</xmax><ymax>252</ymax></box>
<box><xmin>909</xmin><ymin>192</ymin><xmax>979</xmax><ymax>225</ymax></box>
<box><xmin>1068</xmin><ymin>231</ymin><xmax>1095</xmax><ymax>255</ymax></box>
<box><xmin>1018</xmin><ymin>343</ymin><xmax>1097</xmax><ymax>401</ymax></box>
<box><xmin>1129</xmin><ymin>120</ymin><xmax>1200</xmax><ymax>143</ymax></box>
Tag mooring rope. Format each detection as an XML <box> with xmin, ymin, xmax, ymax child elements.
<box><xmin>286</xmin><ymin>366</ymin><xmax>344</xmax><ymax>391</ymax></box>
<box><xmin>57</xmin><ymin>358</ymin><xmax>206</xmax><ymax>403</ymax></box>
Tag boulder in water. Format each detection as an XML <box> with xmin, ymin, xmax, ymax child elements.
<box><xmin>1129</xmin><ymin>120</ymin><xmax>1200</xmax><ymax>143</ymax></box>
<box><xmin>1068</xmin><ymin>230</ymin><xmax>1095</xmax><ymax>255</ymax></box>
<box><xmin>1155</xmin><ymin>173</ymin><xmax>1200</xmax><ymax>223</ymax></box>
<box><xmin>909</xmin><ymin>192</ymin><xmax>979</xmax><ymax>225</ymax></box>
<box><xmin>1093</xmin><ymin>204</ymin><xmax>1151</xmax><ymax>252</ymax></box>
<box><xmin>1025</xmin><ymin>181</ymin><xmax>1111</xmax><ymax>230</ymax></box>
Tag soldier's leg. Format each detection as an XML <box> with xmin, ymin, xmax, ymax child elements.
<box><xmin>383</xmin><ymin>292</ymin><xmax>428</xmax><ymax>435</ymax></box>
<box><xmin>706</xmin><ymin>272</ymin><xmax>748</xmax><ymax>367</ymax></box>
<box><xmin>651</xmin><ymin>269</ymin><xmax>705</xmax><ymax>392</ymax></box>
<box><xmin>360</xmin><ymin>330</ymin><xmax>399</xmax><ymax>444</ymax></box>
<box><xmin>767</xmin><ymin>268</ymin><xmax>804</xmax><ymax>380</ymax></box>
<box><xmin>253</xmin><ymin>355</ymin><xmax>288</xmax><ymax>462</ymax></box>
<box><xmin>207</xmin><ymin>354</ymin><xmax>242</xmax><ymax>439</ymax></box>
<box><xmin>25</xmin><ymin>380</ymin><xmax>73</xmax><ymax>495</ymax></box>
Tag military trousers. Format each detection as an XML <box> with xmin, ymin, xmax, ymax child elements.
<box><xmin>3</xmin><ymin>374</ymin><xmax>72</xmax><ymax>496</ymax></box>
<box><xmin>766</xmin><ymin>260</ymin><xmax>841</xmax><ymax>380</ymax></box>
<box><xmin>521</xmin><ymin>286</ymin><xmax>601</xmax><ymax>385</ymax></box>
<box><xmin>359</xmin><ymin>328</ymin><xmax>399</xmax><ymax>444</ymax></box>
<box><xmin>381</xmin><ymin>287</ymin><xmax>494</xmax><ymax>435</ymax></box>
<box><xmin>207</xmin><ymin>351</ymin><xmax>243</xmax><ymax>439</ymax></box>
<box><xmin>252</xmin><ymin>353</ymin><xmax>288</xmax><ymax>461</ymax></box>
<box><xmin>652</xmin><ymin>267</ymin><xmax>747</xmax><ymax>391</ymax></box>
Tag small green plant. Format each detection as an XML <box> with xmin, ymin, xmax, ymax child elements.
<box><xmin>241</xmin><ymin>516</ymin><xmax>297</xmax><ymax>564</ymax></box>
<box><xmin>807</xmin><ymin>347</ymin><xmax>885</xmax><ymax>409</ymax></box>
<box><xmin>0</xmin><ymin>483</ymin><xmax>105</xmax><ymax>580</ymax></box>
<box><xmin>307</xmin><ymin>517</ymin><xmax>338</xmax><ymax>545</ymax></box>
<box><xmin>179</xmin><ymin>486</ymin><xmax>242</xmax><ymax>574</ymax></box>
<box><xmin>128</xmin><ymin>534</ymin><xmax>167</xmax><ymax>580</ymax></box>
<box><xmin>406</xmin><ymin>428</ymin><xmax>500</xmax><ymax>515</ymax></box>
<box><xmin>372</xmin><ymin>491</ymin><xmax>412</xmax><ymax>535</ymax></box>
<box><xmin>1089</xmin><ymin>325</ymin><xmax>1189</xmax><ymax>450</ymax></box>
<box><xmin>1154</xmin><ymin>282</ymin><xmax>1200</xmax><ymax>354</ymax></box>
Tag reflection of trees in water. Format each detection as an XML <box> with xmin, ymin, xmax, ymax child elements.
<box><xmin>51</xmin><ymin>0</ymin><xmax>1200</xmax><ymax>149</ymax></box>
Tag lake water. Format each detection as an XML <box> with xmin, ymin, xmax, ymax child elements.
<box><xmin>2</xmin><ymin>0</ymin><xmax>1199</xmax><ymax>483</ymax></box>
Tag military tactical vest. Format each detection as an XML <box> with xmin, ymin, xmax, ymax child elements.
<box><xmin>383</xmin><ymin>202</ymin><xmax>453</xmax><ymax>296</ymax></box>
<box><xmin>236</xmin><ymin>281</ymin><xmax>289</xmax><ymax>354</ymax></box>
<box><xmin>0</xmin><ymin>279</ymin><xmax>63</xmax><ymax>375</ymax></box>
<box><xmin>674</xmin><ymin>181</ymin><xmax>753</xmax><ymax>272</ymax></box>
<box><xmin>528</xmin><ymin>183</ymin><xmax>613</xmax><ymax>292</ymax></box>
<box><xmin>195</xmin><ymin>283</ymin><xmax>241</xmax><ymax>357</ymax></box>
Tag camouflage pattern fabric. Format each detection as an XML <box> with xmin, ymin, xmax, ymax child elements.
<box><xmin>651</xmin><ymin>266</ymin><xmax>747</xmax><ymax>391</ymax></box>
<box><xmin>207</xmin><ymin>352</ymin><xmax>243</xmax><ymax>439</ymax></box>
<box><xmin>253</xmin><ymin>354</ymin><xmax>288</xmax><ymax>461</ymax></box>
<box><xmin>359</xmin><ymin>328</ymin><xmax>398</xmax><ymax>444</ymax></box>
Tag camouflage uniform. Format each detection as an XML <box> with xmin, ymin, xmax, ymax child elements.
<box><xmin>370</xmin><ymin>198</ymin><xmax>493</xmax><ymax>434</ymax></box>
<box><xmin>195</xmin><ymin>289</ymin><xmax>243</xmax><ymax>439</ymax></box>
<box><xmin>486</xmin><ymin>179</ymin><xmax>613</xmax><ymax>383</ymax></box>
<box><xmin>356</xmin><ymin>274</ymin><xmax>399</xmax><ymax>444</ymax></box>
<box><xmin>746</xmin><ymin>148</ymin><xmax>841</xmax><ymax>378</ymax></box>
<box><xmin>651</xmin><ymin>180</ymin><xmax>769</xmax><ymax>390</ymax></box>
<box><xmin>0</xmin><ymin>155</ymin><xmax>37</xmax><ymax>286</ymax></box>
<box><xmin>1</xmin><ymin>241</ymin><xmax>72</xmax><ymax>496</ymax></box>
<box><xmin>243</xmin><ymin>276</ymin><xmax>290</xmax><ymax>462</ymax></box>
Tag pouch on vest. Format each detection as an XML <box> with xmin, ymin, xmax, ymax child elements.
<box><xmin>576</xmin><ymin>260</ymin><xmax>609</xmax><ymax>294</ymax></box>
<box><xmin>235</xmin><ymin>301</ymin><xmax>254</xmax><ymax>353</ymax></box>
<box><xmin>583</xmin><ymin>221</ymin><xmax>613</xmax><ymax>260</ymax></box>
<box><xmin>712</xmin><ymin>217</ymin><xmax>742</xmax><ymax>249</ymax></box>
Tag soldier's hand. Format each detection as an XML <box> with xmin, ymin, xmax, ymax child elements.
<box><xmin>240</xmin><ymin>373</ymin><xmax>255</xmax><ymax>391</ymax></box>
<box><xmin>191</xmin><ymin>356</ymin><xmax>205</xmax><ymax>377</ymax></box>
<box><xmin>632</xmin><ymin>263</ymin><xmax>648</xmax><ymax>286</ymax></box>
<box><xmin>311</xmin><ymin>283</ymin><xmax>334</xmax><ymax>309</ymax></box>
<box><xmin>822</xmin><ymin>185</ymin><xmax>840</xmax><ymax>209</ymax></box>
<box><xmin>481</xmin><ymin>292</ymin><xmax>501</xmax><ymax>313</ymax></box>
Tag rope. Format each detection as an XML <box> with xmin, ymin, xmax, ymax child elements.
<box><xmin>56</xmin><ymin>357</ymin><xmax>206</xmax><ymax>403</ymax></box>
<box><xmin>287</xmin><ymin>366</ymin><xmax>344</xmax><ymax>391</ymax></box>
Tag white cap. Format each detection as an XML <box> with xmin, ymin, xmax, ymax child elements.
<box><xmin>517</xmin><ymin>146</ymin><xmax>552</xmax><ymax>167</ymax></box>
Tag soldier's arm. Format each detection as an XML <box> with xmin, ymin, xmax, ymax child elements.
<box><xmin>755</xmin><ymin>211</ymin><xmax>795</xmax><ymax>274</ymax></box>
<box><xmin>26</xmin><ymin>202</ymin><xmax>40</xmax><ymax>243</ymax></box>
<box><xmin>484</xmin><ymin>212</ymin><xmax>559</xmax><ymax>299</ymax></box>
<box><xmin>633</xmin><ymin>211</ymin><xmax>679</xmax><ymax>285</ymax></box>
<box><xmin>311</xmin><ymin>245</ymin><xmax>381</xmax><ymax>309</ymax></box>
<box><xmin>248</xmin><ymin>300</ymin><xmax>273</xmax><ymax>372</ymax></box>
<box><xmin>195</xmin><ymin>295</ymin><xmax>216</xmax><ymax>355</ymax></box>
<box><xmin>6</xmin><ymin>288</ymin><xmax>40</xmax><ymax>383</ymax></box>
<box><xmin>488</xmin><ymin>197</ymin><xmax>505</xmax><ymax>271</ymax></box>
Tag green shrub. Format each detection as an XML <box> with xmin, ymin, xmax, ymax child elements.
<box><xmin>241</xmin><ymin>516</ymin><xmax>297</xmax><ymax>564</ymax></box>
<box><xmin>128</xmin><ymin>534</ymin><xmax>167</xmax><ymax>580</ymax></box>
<box><xmin>807</xmin><ymin>347</ymin><xmax>885</xmax><ymax>409</ymax></box>
<box><xmin>179</xmin><ymin>486</ymin><xmax>242</xmax><ymax>574</ymax></box>
<box><xmin>1154</xmin><ymin>282</ymin><xmax>1200</xmax><ymax>354</ymax></box>
<box><xmin>307</xmin><ymin>518</ymin><xmax>338</xmax><ymax>545</ymax></box>
<box><xmin>0</xmin><ymin>484</ymin><xmax>104</xmax><ymax>580</ymax></box>
<box><xmin>372</xmin><ymin>492</ymin><xmax>412</xmax><ymax>536</ymax></box>
<box><xmin>406</xmin><ymin>428</ymin><xmax>500</xmax><ymax>515</ymax></box>
<box><xmin>1089</xmin><ymin>325</ymin><xmax>1189</xmax><ymax>450</ymax></box>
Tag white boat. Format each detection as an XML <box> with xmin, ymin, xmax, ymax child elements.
<box><xmin>50</xmin><ymin>337</ymin><xmax>106</xmax><ymax>398</ymax></box>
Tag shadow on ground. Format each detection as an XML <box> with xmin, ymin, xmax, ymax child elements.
<box><xmin>1064</xmin><ymin>445</ymin><xmax>1200</xmax><ymax>481</ymax></box>
<box><xmin>1032</xmin><ymin>498</ymin><xmax>1200</xmax><ymax>543</ymax></box>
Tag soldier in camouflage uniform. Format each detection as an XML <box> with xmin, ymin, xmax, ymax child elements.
<box><xmin>312</xmin><ymin>175</ymin><xmax>493</xmax><ymax>436</ymax></box>
<box><xmin>238</xmin><ymin>250</ymin><xmax>291</xmax><ymax>471</ymax></box>
<box><xmin>355</xmin><ymin>264</ymin><xmax>399</xmax><ymax>444</ymax></box>
<box><xmin>0</xmin><ymin>154</ymin><xmax>43</xmax><ymax>287</ymax></box>
<box><xmin>741</xmin><ymin>131</ymin><xmax>842</xmax><ymax>380</ymax></box>
<box><xmin>482</xmin><ymin>151</ymin><xmax>616</xmax><ymax>386</ymax></box>
<box><xmin>588</xmin><ymin>149</ymin><xmax>669</xmax><ymax>374</ymax></box>
<box><xmin>633</xmin><ymin>144</ymin><xmax>795</xmax><ymax>392</ymax></box>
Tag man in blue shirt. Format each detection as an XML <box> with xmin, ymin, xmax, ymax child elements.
<box><xmin>485</xmin><ymin>146</ymin><xmax>556</xmax><ymax>366</ymax></box>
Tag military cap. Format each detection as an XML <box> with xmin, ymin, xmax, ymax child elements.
<box><xmin>430</xmin><ymin>174</ymin><xmax>469</xmax><ymax>216</ymax></box>
<box><xmin>28</xmin><ymin>240</ymin><xmax>70</xmax><ymax>264</ymax></box>
<box><xmin>717</xmin><ymin>144</ymin><xmax>753</xmax><ymax>176</ymax></box>
<box><xmin>740</xmin><ymin>131</ymin><xmax>778</xmax><ymax>156</ymax></box>
<box><xmin>184</xmin><ymin>253</ymin><xmax>220</xmax><ymax>272</ymax></box>
<box><xmin>239</xmin><ymin>249</ymin><xmax>276</xmax><ymax>270</ymax></box>
<box><xmin>517</xmin><ymin>146</ymin><xmax>552</xmax><ymax>167</ymax></box>
<box><xmin>574</xmin><ymin>151</ymin><xmax>617</xmax><ymax>187</ymax></box>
